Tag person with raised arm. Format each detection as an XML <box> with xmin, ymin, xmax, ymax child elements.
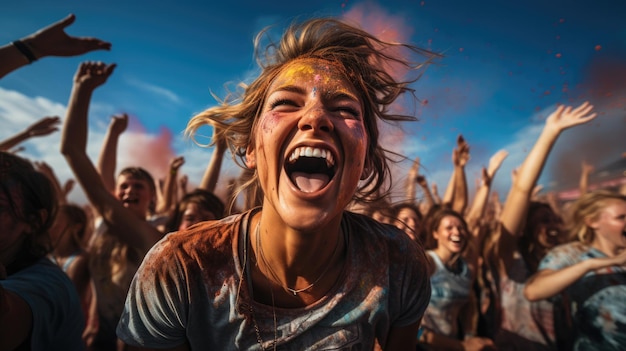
<box><xmin>117</xmin><ymin>17</ymin><xmax>437</xmax><ymax>350</ymax></box>
<box><xmin>524</xmin><ymin>190</ymin><xmax>626</xmax><ymax>350</ymax></box>
<box><xmin>465</xmin><ymin>150</ymin><xmax>508</xmax><ymax>235</ymax></box>
<box><xmin>442</xmin><ymin>135</ymin><xmax>470</xmax><ymax>214</ymax></box>
<box><xmin>0</xmin><ymin>14</ymin><xmax>110</xmax><ymax>79</ymax></box>
<box><xmin>60</xmin><ymin>61</ymin><xmax>163</xmax><ymax>351</ymax></box>
<box><xmin>97</xmin><ymin>114</ymin><xmax>129</xmax><ymax>194</ymax></box>
<box><xmin>484</xmin><ymin>102</ymin><xmax>597</xmax><ymax>350</ymax></box>
<box><xmin>0</xmin><ymin>116</ymin><xmax>60</xmax><ymax>152</ymax></box>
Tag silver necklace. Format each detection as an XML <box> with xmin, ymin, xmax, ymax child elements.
<box><xmin>255</xmin><ymin>222</ymin><xmax>340</xmax><ymax>296</ymax></box>
<box><xmin>241</xmin><ymin>216</ymin><xmax>278</xmax><ymax>351</ymax></box>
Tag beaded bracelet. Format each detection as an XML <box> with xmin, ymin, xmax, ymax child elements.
<box><xmin>12</xmin><ymin>40</ymin><xmax>38</xmax><ymax>63</ymax></box>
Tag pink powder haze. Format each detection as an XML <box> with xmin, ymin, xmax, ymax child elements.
<box><xmin>119</xmin><ymin>116</ymin><xmax>177</xmax><ymax>182</ymax></box>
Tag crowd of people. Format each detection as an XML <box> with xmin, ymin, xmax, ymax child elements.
<box><xmin>1</xmin><ymin>13</ymin><xmax>625</xmax><ymax>351</ymax></box>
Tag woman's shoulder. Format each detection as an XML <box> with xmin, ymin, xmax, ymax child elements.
<box><xmin>548</xmin><ymin>241</ymin><xmax>589</xmax><ymax>257</ymax></box>
<box><xmin>150</xmin><ymin>211</ymin><xmax>248</xmax><ymax>259</ymax></box>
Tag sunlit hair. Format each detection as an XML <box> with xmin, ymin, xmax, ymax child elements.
<box><xmin>0</xmin><ymin>152</ymin><xmax>57</xmax><ymax>273</ymax></box>
<box><xmin>423</xmin><ymin>207</ymin><xmax>467</xmax><ymax>251</ymax></box>
<box><xmin>118</xmin><ymin>167</ymin><xmax>157</xmax><ymax>214</ymax></box>
<box><xmin>186</xmin><ymin>18</ymin><xmax>439</xmax><ymax>207</ymax></box>
<box><xmin>165</xmin><ymin>189</ymin><xmax>225</xmax><ymax>233</ymax></box>
<box><xmin>568</xmin><ymin>190</ymin><xmax>626</xmax><ymax>244</ymax></box>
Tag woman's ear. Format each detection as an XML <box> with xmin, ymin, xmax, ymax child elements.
<box><xmin>245</xmin><ymin>145</ymin><xmax>256</xmax><ymax>169</ymax></box>
<box><xmin>585</xmin><ymin>215</ymin><xmax>599</xmax><ymax>230</ymax></box>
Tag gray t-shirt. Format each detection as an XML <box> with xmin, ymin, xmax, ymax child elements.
<box><xmin>1</xmin><ymin>257</ymin><xmax>85</xmax><ymax>351</ymax></box>
<box><xmin>117</xmin><ymin>210</ymin><xmax>430</xmax><ymax>349</ymax></box>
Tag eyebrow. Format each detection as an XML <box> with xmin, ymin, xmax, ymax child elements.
<box><xmin>272</xmin><ymin>84</ymin><xmax>360</xmax><ymax>103</ymax></box>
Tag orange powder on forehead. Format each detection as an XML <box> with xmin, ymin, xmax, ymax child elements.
<box><xmin>277</xmin><ymin>58</ymin><xmax>348</xmax><ymax>88</ymax></box>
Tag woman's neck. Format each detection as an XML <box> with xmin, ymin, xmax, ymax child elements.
<box><xmin>433</xmin><ymin>246</ymin><xmax>461</xmax><ymax>270</ymax></box>
<box><xmin>591</xmin><ymin>237</ymin><xmax>620</xmax><ymax>257</ymax></box>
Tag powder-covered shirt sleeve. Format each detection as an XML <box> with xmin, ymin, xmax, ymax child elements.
<box><xmin>116</xmin><ymin>233</ymin><xmax>190</xmax><ymax>349</ymax></box>
<box><xmin>538</xmin><ymin>243</ymin><xmax>582</xmax><ymax>271</ymax></box>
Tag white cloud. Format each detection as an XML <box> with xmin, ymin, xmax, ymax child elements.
<box><xmin>125</xmin><ymin>77</ymin><xmax>182</xmax><ymax>104</ymax></box>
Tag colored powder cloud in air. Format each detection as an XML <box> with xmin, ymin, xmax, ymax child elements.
<box><xmin>118</xmin><ymin>116</ymin><xmax>177</xmax><ymax>182</ymax></box>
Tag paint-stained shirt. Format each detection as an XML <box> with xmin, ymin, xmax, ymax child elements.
<box><xmin>421</xmin><ymin>250</ymin><xmax>472</xmax><ymax>339</ymax></box>
<box><xmin>538</xmin><ymin>242</ymin><xmax>626</xmax><ymax>351</ymax></box>
<box><xmin>117</xmin><ymin>209</ymin><xmax>431</xmax><ymax>350</ymax></box>
<box><xmin>494</xmin><ymin>254</ymin><xmax>556</xmax><ymax>351</ymax></box>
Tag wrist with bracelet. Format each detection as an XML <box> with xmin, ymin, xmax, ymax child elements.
<box><xmin>12</xmin><ymin>39</ymin><xmax>38</xmax><ymax>63</ymax></box>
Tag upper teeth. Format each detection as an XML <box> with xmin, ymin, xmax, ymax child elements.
<box><xmin>288</xmin><ymin>146</ymin><xmax>335</xmax><ymax>167</ymax></box>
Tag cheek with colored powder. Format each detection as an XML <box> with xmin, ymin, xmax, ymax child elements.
<box><xmin>260</xmin><ymin>111</ymin><xmax>281</xmax><ymax>135</ymax></box>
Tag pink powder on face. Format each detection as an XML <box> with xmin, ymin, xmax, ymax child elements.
<box><xmin>261</xmin><ymin>111</ymin><xmax>281</xmax><ymax>135</ymax></box>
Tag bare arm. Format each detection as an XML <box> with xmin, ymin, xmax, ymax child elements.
<box><xmin>0</xmin><ymin>116</ymin><xmax>60</xmax><ymax>151</ymax></box>
<box><xmin>466</xmin><ymin>150</ymin><xmax>508</xmax><ymax>232</ymax></box>
<box><xmin>431</xmin><ymin>182</ymin><xmax>442</xmax><ymax>204</ymax></box>
<box><xmin>524</xmin><ymin>249</ymin><xmax>626</xmax><ymax>301</ymax></box>
<box><xmin>417</xmin><ymin>175</ymin><xmax>435</xmax><ymax>213</ymax></box>
<box><xmin>61</xmin><ymin>62</ymin><xmax>161</xmax><ymax>253</ymax></box>
<box><xmin>0</xmin><ymin>14</ymin><xmax>110</xmax><ymax>79</ymax></box>
<box><xmin>497</xmin><ymin>103</ymin><xmax>597</xmax><ymax>263</ymax></box>
<box><xmin>450</xmin><ymin>135</ymin><xmax>470</xmax><ymax>214</ymax></box>
<box><xmin>579</xmin><ymin>160</ymin><xmax>594</xmax><ymax>195</ymax></box>
<box><xmin>97</xmin><ymin>114</ymin><xmax>128</xmax><ymax>193</ymax></box>
<box><xmin>406</xmin><ymin>157</ymin><xmax>420</xmax><ymax>203</ymax></box>
<box><xmin>156</xmin><ymin>156</ymin><xmax>185</xmax><ymax>214</ymax></box>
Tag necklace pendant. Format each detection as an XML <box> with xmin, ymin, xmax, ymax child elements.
<box><xmin>292</xmin><ymin>290</ymin><xmax>298</xmax><ymax>296</ymax></box>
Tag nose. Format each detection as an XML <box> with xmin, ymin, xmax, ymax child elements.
<box><xmin>298</xmin><ymin>104</ymin><xmax>333</xmax><ymax>133</ymax></box>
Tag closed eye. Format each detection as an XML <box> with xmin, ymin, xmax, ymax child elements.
<box><xmin>334</xmin><ymin>106</ymin><xmax>360</xmax><ymax>118</ymax></box>
<box><xmin>270</xmin><ymin>98</ymin><xmax>299</xmax><ymax>110</ymax></box>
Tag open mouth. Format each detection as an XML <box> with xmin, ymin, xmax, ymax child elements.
<box><xmin>285</xmin><ymin>146</ymin><xmax>336</xmax><ymax>193</ymax></box>
<box><xmin>122</xmin><ymin>198</ymin><xmax>139</xmax><ymax>205</ymax></box>
<box><xmin>450</xmin><ymin>235</ymin><xmax>463</xmax><ymax>245</ymax></box>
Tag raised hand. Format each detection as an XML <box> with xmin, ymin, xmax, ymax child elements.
<box><xmin>453</xmin><ymin>135</ymin><xmax>470</xmax><ymax>167</ymax></box>
<box><xmin>170</xmin><ymin>156</ymin><xmax>185</xmax><ymax>173</ymax></box>
<box><xmin>487</xmin><ymin>150</ymin><xmax>508</xmax><ymax>178</ymax></box>
<box><xmin>109</xmin><ymin>114</ymin><xmax>129</xmax><ymax>135</ymax></box>
<box><xmin>544</xmin><ymin>101</ymin><xmax>597</xmax><ymax>133</ymax></box>
<box><xmin>25</xmin><ymin>116</ymin><xmax>60</xmax><ymax>137</ymax></box>
<box><xmin>74</xmin><ymin>61</ymin><xmax>116</xmax><ymax>90</ymax></box>
<box><xmin>23</xmin><ymin>14</ymin><xmax>111</xmax><ymax>59</ymax></box>
<box><xmin>581</xmin><ymin>160</ymin><xmax>594</xmax><ymax>175</ymax></box>
<box><xmin>409</xmin><ymin>156</ymin><xmax>420</xmax><ymax>180</ymax></box>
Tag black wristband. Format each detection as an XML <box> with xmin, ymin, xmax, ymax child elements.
<box><xmin>12</xmin><ymin>40</ymin><xmax>38</xmax><ymax>63</ymax></box>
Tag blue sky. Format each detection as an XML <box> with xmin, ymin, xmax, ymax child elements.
<box><xmin>1</xmin><ymin>0</ymin><xmax>625</xmax><ymax>205</ymax></box>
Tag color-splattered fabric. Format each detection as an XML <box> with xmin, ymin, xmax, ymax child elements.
<box><xmin>1</xmin><ymin>257</ymin><xmax>85</xmax><ymax>350</ymax></box>
<box><xmin>117</xmin><ymin>209</ymin><xmax>431</xmax><ymax>349</ymax></box>
<box><xmin>421</xmin><ymin>250</ymin><xmax>472</xmax><ymax>338</ymax></box>
<box><xmin>539</xmin><ymin>242</ymin><xmax>626</xmax><ymax>351</ymax></box>
<box><xmin>494</xmin><ymin>255</ymin><xmax>556</xmax><ymax>351</ymax></box>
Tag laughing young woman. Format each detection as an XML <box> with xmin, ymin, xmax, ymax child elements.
<box><xmin>117</xmin><ymin>18</ymin><xmax>437</xmax><ymax>350</ymax></box>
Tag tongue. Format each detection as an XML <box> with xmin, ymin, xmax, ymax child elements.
<box><xmin>292</xmin><ymin>172</ymin><xmax>329</xmax><ymax>193</ymax></box>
